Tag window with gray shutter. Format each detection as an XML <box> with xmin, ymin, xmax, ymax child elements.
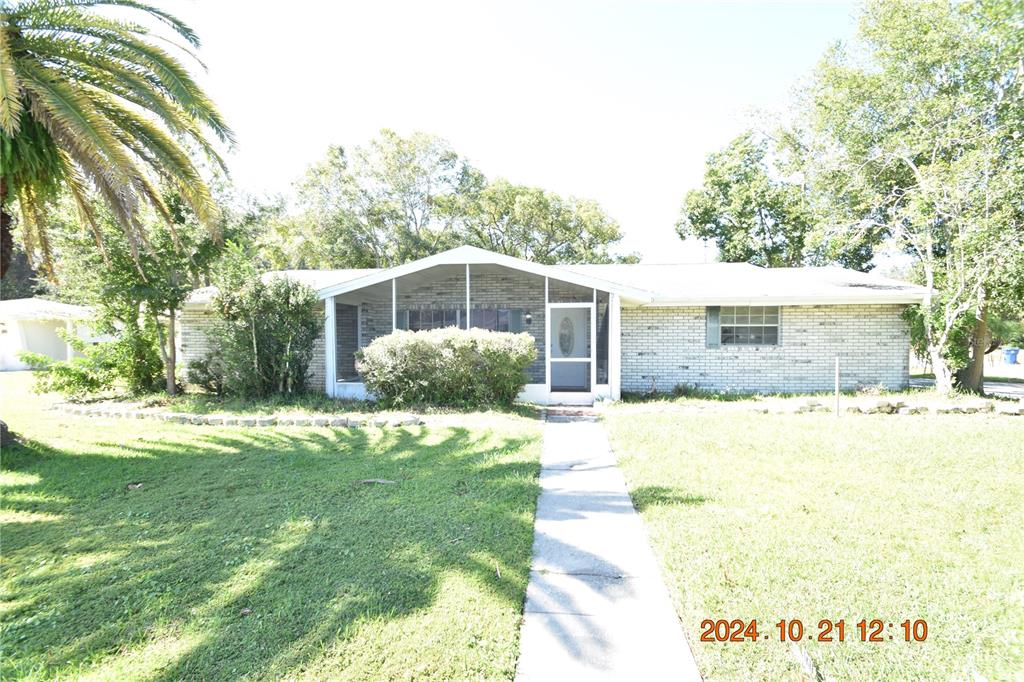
<box><xmin>719</xmin><ymin>306</ymin><xmax>779</xmax><ymax>345</ymax></box>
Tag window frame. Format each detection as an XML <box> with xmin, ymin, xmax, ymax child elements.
<box><xmin>403</xmin><ymin>308</ymin><xmax>463</xmax><ymax>332</ymax></box>
<box><xmin>719</xmin><ymin>305</ymin><xmax>780</xmax><ymax>346</ymax></box>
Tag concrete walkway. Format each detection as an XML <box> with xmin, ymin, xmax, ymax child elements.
<box><xmin>515</xmin><ymin>415</ymin><xmax>702</xmax><ymax>682</ymax></box>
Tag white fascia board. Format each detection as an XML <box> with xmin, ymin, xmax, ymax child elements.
<box><xmin>636</xmin><ymin>292</ymin><xmax>927</xmax><ymax>307</ymax></box>
<box><xmin>316</xmin><ymin>246</ymin><xmax>654</xmax><ymax>302</ymax></box>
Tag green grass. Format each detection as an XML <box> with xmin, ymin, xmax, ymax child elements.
<box><xmin>1</xmin><ymin>373</ymin><xmax>542</xmax><ymax>680</ymax></box>
<box><xmin>604</xmin><ymin>409</ymin><xmax>1024</xmax><ymax>680</ymax></box>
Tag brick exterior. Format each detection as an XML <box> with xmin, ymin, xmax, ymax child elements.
<box><xmin>178</xmin><ymin>307</ymin><xmax>326</xmax><ymax>390</ymax></box>
<box><xmin>179</xmin><ymin>275</ymin><xmax>912</xmax><ymax>399</ymax></box>
<box><xmin>620</xmin><ymin>304</ymin><xmax>911</xmax><ymax>393</ymax></box>
<box><xmin>351</xmin><ymin>270</ymin><xmax>550</xmax><ymax>383</ymax></box>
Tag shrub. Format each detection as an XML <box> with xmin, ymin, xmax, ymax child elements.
<box><xmin>186</xmin><ymin>354</ymin><xmax>227</xmax><ymax>396</ymax></box>
<box><xmin>21</xmin><ymin>324</ymin><xmax>163</xmax><ymax>399</ymax></box>
<box><xmin>356</xmin><ymin>327</ymin><xmax>537</xmax><ymax>407</ymax></box>
<box><xmin>197</xmin><ymin>273</ymin><xmax>323</xmax><ymax>397</ymax></box>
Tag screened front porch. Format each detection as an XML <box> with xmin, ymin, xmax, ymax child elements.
<box><xmin>322</xmin><ymin>262</ymin><xmax>621</xmax><ymax>404</ymax></box>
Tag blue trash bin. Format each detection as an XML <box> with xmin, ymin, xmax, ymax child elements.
<box><xmin>1003</xmin><ymin>347</ymin><xmax>1020</xmax><ymax>365</ymax></box>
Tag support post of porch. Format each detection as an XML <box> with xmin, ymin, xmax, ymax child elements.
<box><xmin>544</xmin><ymin>276</ymin><xmax>550</xmax><ymax>397</ymax></box>
<box><xmin>590</xmin><ymin>288</ymin><xmax>597</xmax><ymax>393</ymax></box>
<box><xmin>391</xmin><ymin>278</ymin><xmax>397</xmax><ymax>331</ymax></box>
<box><xmin>324</xmin><ymin>296</ymin><xmax>336</xmax><ymax>397</ymax></box>
<box><xmin>465</xmin><ymin>264</ymin><xmax>471</xmax><ymax>328</ymax></box>
<box><xmin>609</xmin><ymin>293</ymin><xmax>621</xmax><ymax>400</ymax></box>
<box><xmin>65</xmin><ymin>320</ymin><xmax>74</xmax><ymax>361</ymax></box>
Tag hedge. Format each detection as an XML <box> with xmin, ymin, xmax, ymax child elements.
<box><xmin>356</xmin><ymin>328</ymin><xmax>537</xmax><ymax>407</ymax></box>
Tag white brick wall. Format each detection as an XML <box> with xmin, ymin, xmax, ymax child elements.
<box><xmin>620</xmin><ymin>304</ymin><xmax>910</xmax><ymax>393</ymax></box>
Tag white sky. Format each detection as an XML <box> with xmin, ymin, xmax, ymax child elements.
<box><xmin>182</xmin><ymin>0</ymin><xmax>858</xmax><ymax>263</ymax></box>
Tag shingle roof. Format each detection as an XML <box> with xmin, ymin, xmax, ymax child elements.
<box><xmin>185</xmin><ymin>247</ymin><xmax>926</xmax><ymax>307</ymax></box>
<box><xmin>561</xmin><ymin>263</ymin><xmax>927</xmax><ymax>304</ymax></box>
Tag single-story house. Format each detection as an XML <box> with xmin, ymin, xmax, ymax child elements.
<box><xmin>180</xmin><ymin>245</ymin><xmax>927</xmax><ymax>404</ymax></box>
<box><xmin>0</xmin><ymin>298</ymin><xmax>108</xmax><ymax>371</ymax></box>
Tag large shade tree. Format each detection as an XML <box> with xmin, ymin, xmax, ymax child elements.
<box><xmin>282</xmin><ymin>130</ymin><xmax>636</xmax><ymax>269</ymax></box>
<box><xmin>803</xmin><ymin>0</ymin><xmax>1024</xmax><ymax>394</ymax></box>
<box><xmin>678</xmin><ymin>130</ymin><xmax>881</xmax><ymax>270</ymax></box>
<box><xmin>448</xmin><ymin>177</ymin><xmax>637</xmax><ymax>264</ymax></box>
<box><xmin>0</xmin><ymin>0</ymin><xmax>233</xmax><ymax>279</ymax></box>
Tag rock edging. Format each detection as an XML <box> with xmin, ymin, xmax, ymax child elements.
<box><xmin>55</xmin><ymin>403</ymin><xmax>425</xmax><ymax>428</ymax></box>
<box><xmin>756</xmin><ymin>397</ymin><xmax>1023</xmax><ymax>416</ymax></box>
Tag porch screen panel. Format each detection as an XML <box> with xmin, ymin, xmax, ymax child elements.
<box><xmin>335</xmin><ymin>303</ymin><xmax>359</xmax><ymax>381</ymax></box>
<box><xmin>596</xmin><ymin>290</ymin><xmax>609</xmax><ymax>384</ymax></box>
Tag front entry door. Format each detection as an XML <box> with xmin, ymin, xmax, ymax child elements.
<box><xmin>549</xmin><ymin>306</ymin><xmax>591</xmax><ymax>392</ymax></box>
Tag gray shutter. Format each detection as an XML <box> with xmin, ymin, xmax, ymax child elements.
<box><xmin>706</xmin><ymin>306</ymin><xmax>720</xmax><ymax>348</ymax></box>
<box><xmin>395</xmin><ymin>309</ymin><xmax>408</xmax><ymax>330</ymax></box>
<box><xmin>509</xmin><ymin>309</ymin><xmax>524</xmax><ymax>333</ymax></box>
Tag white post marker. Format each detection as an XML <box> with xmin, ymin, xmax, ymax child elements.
<box><xmin>834</xmin><ymin>355</ymin><xmax>840</xmax><ymax>416</ymax></box>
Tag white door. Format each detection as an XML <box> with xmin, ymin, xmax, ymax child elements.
<box><xmin>549</xmin><ymin>306</ymin><xmax>591</xmax><ymax>392</ymax></box>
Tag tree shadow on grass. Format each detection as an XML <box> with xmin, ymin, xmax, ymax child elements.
<box><xmin>1</xmin><ymin>423</ymin><xmax>541</xmax><ymax>680</ymax></box>
<box><xmin>629</xmin><ymin>485</ymin><xmax>710</xmax><ymax>512</ymax></box>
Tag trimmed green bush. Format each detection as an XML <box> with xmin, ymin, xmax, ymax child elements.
<box><xmin>356</xmin><ymin>328</ymin><xmax>537</xmax><ymax>407</ymax></box>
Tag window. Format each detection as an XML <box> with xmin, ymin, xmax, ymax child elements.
<box><xmin>404</xmin><ymin>309</ymin><xmax>462</xmax><ymax>331</ymax></box>
<box><xmin>720</xmin><ymin>306</ymin><xmax>779</xmax><ymax>345</ymax></box>
<box><xmin>470</xmin><ymin>308</ymin><xmax>523</xmax><ymax>332</ymax></box>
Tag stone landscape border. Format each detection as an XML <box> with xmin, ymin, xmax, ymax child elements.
<box><xmin>55</xmin><ymin>403</ymin><xmax>425</xmax><ymax>428</ymax></box>
<box><xmin>757</xmin><ymin>397</ymin><xmax>1023</xmax><ymax>416</ymax></box>
<box><xmin>56</xmin><ymin>396</ymin><xmax>1022</xmax><ymax>428</ymax></box>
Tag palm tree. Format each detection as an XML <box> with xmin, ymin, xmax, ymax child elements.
<box><xmin>0</xmin><ymin>0</ymin><xmax>234</xmax><ymax>279</ymax></box>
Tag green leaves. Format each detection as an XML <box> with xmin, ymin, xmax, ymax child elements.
<box><xmin>206</xmin><ymin>264</ymin><xmax>323</xmax><ymax>398</ymax></box>
<box><xmin>279</xmin><ymin>130</ymin><xmax>633</xmax><ymax>270</ymax></box>
<box><xmin>1</xmin><ymin>0</ymin><xmax>231</xmax><ymax>278</ymax></box>
<box><xmin>801</xmin><ymin>0</ymin><xmax>1024</xmax><ymax>390</ymax></box>
<box><xmin>676</xmin><ymin>131</ymin><xmax>833</xmax><ymax>269</ymax></box>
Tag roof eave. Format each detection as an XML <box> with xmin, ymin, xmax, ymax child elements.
<box><xmin>640</xmin><ymin>293</ymin><xmax>926</xmax><ymax>306</ymax></box>
<box><xmin>316</xmin><ymin>247</ymin><xmax>655</xmax><ymax>302</ymax></box>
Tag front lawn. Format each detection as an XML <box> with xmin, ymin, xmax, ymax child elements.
<box><xmin>0</xmin><ymin>373</ymin><xmax>542</xmax><ymax>680</ymax></box>
<box><xmin>604</xmin><ymin>409</ymin><xmax>1024</xmax><ymax>680</ymax></box>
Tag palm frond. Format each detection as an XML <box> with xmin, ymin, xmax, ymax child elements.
<box><xmin>24</xmin><ymin>37</ymin><xmax>228</xmax><ymax>170</ymax></box>
<box><xmin>0</xmin><ymin>23</ymin><xmax>24</xmax><ymax>135</ymax></box>
<box><xmin>17</xmin><ymin>183</ymin><xmax>55</xmax><ymax>279</ymax></box>
<box><xmin>18</xmin><ymin>11</ymin><xmax>233</xmax><ymax>144</ymax></box>
<box><xmin>4</xmin><ymin>0</ymin><xmax>231</xmax><ymax>272</ymax></box>
<box><xmin>90</xmin><ymin>91</ymin><xmax>220</xmax><ymax>227</ymax></box>
<box><xmin>60</xmin><ymin>149</ymin><xmax>109</xmax><ymax>263</ymax></box>
<box><xmin>10</xmin><ymin>0</ymin><xmax>201</xmax><ymax>47</ymax></box>
<box><xmin>17</xmin><ymin>59</ymin><xmax>138</xmax><ymax>183</ymax></box>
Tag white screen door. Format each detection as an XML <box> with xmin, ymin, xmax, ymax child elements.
<box><xmin>549</xmin><ymin>305</ymin><xmax>591</xmax><ymax>392</ymax></box>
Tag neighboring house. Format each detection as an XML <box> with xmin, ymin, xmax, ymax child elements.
<box><xmin>180</xmin><ymin>245</ymin><xmax>927</xmax><ymax>404</ymax></box>
<box><xmin>0</xmin><ymin>298</ymin><xmax>108</xmax><ymax>371</ymax></box>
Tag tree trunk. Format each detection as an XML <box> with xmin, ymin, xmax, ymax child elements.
<box><xmin>1</xmin><ymin>182</ymin><xmax>12</xmax><ymax>438</ymax></box>
<box><xmin>930</xmin><ymin>347</ymin><xmax>955</xmax><ymax>394</ymax></box>
<box><xmin>1</xmin><ymin>178</ymin><xmax>13</xmax><ymax>280</ymax></box>
<box><xmin>955</xmin><ymin>307</ymin><xmax>989</xmax><ymax>394</ymax></box>
<box><xmin>0</xmin><ymin>420</ymin><xmax>14</xmax><ymax>448</ymax></box>
<box><xmin>166</xmin><ymin>309</ymin><xmax>177</xmax><ymax>396</ymax></box>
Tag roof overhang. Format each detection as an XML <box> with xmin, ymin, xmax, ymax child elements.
<box><xmin>638</xmin><ymin>292</ymin><xmax>926</xmax><ymax>307</ymax></box>
<box><xmin>317</xmin><ymin>245</ymin><xmax>655</xmax><ymax>302</ymax></box>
